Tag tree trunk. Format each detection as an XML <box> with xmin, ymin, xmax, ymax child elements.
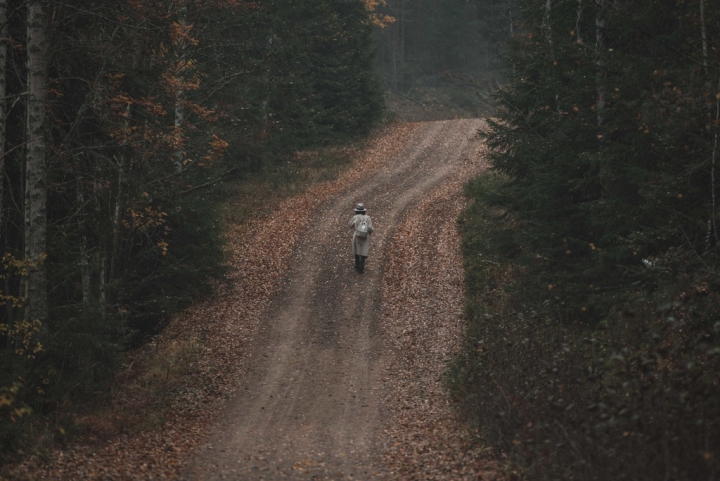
<box><xmin>576</xmin><ymin>0</ymin><xmax>583</xmax><ymax>44</ymax></box>
<box><xmin>399</xmin><ymin>0</ymin><xmax>405</xmax><ymax>91</ymax></box>
<box><xmin>0</xmin><ymin>0</ymin><xmax>7</xmax><ymax>233</ymax></box>
<box><xmin>699</xmin><ymin>0</ymin><xmax>717</xmax><ymax>243</ymax></box>
<box><xmin>709</xmin><ymin>77</ymin><xmax>719</xmax><ymax>245</ymax></box>
<box><xmin>258</xmin><ymin>35</ymin><xmax>274</xmax><ymax>142</ymax></box>
<box><xmin>24</xmin><ymin>0</ymin><xmax>48</xmax><ymax>323</ymax></box>
<box><xmin>543</xmin><ymin>0</ymin><xmax>553</xmax><ymax>49</ymax></box>
<box><xmin>508</xmin><ymin>3</ymin><xmax>515</xmax><ymax>79</ymax></box>
<box><xmin>79</xmin><ymin>236</ymin><xmax>90</xmax><ymax>305</ymax></box>
<box><xmin>542</xmin><ymin>0</ymin><xmax>557</xmax><ymax>109</ymax></box>
<box><xmin>390</xmin><ymin>29</ymin><xmax>396</xmax><ymax>90</ymax></box>
<box><xmin>595</xmin><ymin>0</ymin><xmax>607</xmax><ymax>132</ymax></box>
<box><xmin>99</xmin><ymin>256</ymin><xmax>106</xmax><ymax>310</ymax></box>
<box><xmin>76</xmin><ymin>181</ymin><xmax>90</xmax><ymax>305</ymax></box>
<box><xmin>508</xmin><ymin>3</ymin><xmax>514</xmax><ymax>36</ymax></box>
<box><xmin>174</xmin><ymin>4</ymin><xmax>188</xmax><ymax>172</ymax></box>
<box><xmin>390</xmin><ymin>0</ymin><xmax>405</xmax><ymax>92</ymax></box>
<box><xmin>700</xmin><ymin>0</ymin><xmax>708</xmax><ymax>77</ymax></box>
<box><xmin>110</xmin><ymin>154</ymin><xmax>125</xmax><ymax>285</ymax></box>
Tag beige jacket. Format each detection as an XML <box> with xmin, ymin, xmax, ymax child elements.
<box><xmin>348</xmin><ymin>214</ymin><xmax>374</xmax><ymax>257</ymax></box>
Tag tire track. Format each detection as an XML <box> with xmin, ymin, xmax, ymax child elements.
<box><xmin>186</xmin><ymin>119</ymin><xmax>483</xmax><ymax>480</ymax></box>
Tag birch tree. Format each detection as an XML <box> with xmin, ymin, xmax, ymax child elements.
<box><xmin>173</xmin><ymin>2</ymin><xmax>190</xmax><ymax>172</ymax></box>
<box><xmin>0</xmin><ymin>1</ymin><xmax>386</xmax><ymax>451</ymax></box>
<box><xmin>24</xmin><ymin>0</ymin><xmax>48</xmax><ymax>324</ymax></box>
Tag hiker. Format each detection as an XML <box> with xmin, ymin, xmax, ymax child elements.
<box><xmin>348</xmin><ymin>203</ymin><xmax>374</xmax><ymax>273</ymax></box>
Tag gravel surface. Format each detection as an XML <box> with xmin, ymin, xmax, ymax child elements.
<box><xmin>377</xmin><ymin>128</ymin><xmax>501</xmax><ymax>480</ymax></box>
<box><xmin>4</xmin><ymin>120</ymin><xmax>497</xmax><ymax>480</ymax></box>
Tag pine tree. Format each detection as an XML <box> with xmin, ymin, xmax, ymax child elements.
<box><xmin>0</xmin><ymin>0</ymin><xmax>386</xmax><ymax>452</ymax></box>
<box><xmin>457</xmin><ymin>2</ymin><xmax>720</xmax><ymax>478</ymax></box>
<box><xmin>262</xmin><ymin>0</ymin><xmax>384</xmax><ymax>148</ymax></box>
<box><xmin>485</xmin><ymin>0</ymin><xmax>720</xmax><ymax>317</ymax></box>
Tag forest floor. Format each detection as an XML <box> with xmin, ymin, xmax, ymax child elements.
<box><xmin>4</xmin><ymin>120</ymin><xmax>501</xmax><ymax>480</ymax></box>
<box><xmin>385</xmin><ymin>87</ymin><xmax>493</xmax><ymax>122</ymax></box>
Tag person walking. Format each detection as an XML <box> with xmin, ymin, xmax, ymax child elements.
<box><xmin>348</xmin><ymin>203</ymin><xmax>374</xmax><ymax>273</ymax></box>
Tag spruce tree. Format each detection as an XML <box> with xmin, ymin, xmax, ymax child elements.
<box><xmin>456</xmin><ymin>3</ymin><xmax>720</xmax><ymax>478</ymax></box>
<box><xmin>262</xmin><ymin>0</ymin><xmax>385</xmax><ymax>148</ymax></box>
<box><xmin>485</xmin><ymin>0</ymin><xmax>720</xmax><ymax>318</ymax></box>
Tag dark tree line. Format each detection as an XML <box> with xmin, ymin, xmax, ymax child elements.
<box><xmin>453</xmin><ymin>0</ymin><xmax>720</xmax><ymax>479</ymax></box>
<box><xmin>372</xmin><ymin>0</ymin><xmax>514</xmax><ymax>92</ymax></box>
<box><xmin>0</xmin><ymin>0</ymin><xmax>383</xmax><ymax>452</ymax></box>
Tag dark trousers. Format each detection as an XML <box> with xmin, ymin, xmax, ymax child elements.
<box><xmin>354</xmin><ymin>255</ymin><xmax>367</xmax><ymax>273</ymax></box>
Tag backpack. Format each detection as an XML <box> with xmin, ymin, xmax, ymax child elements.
<box><xmin>355</xmin><ymin>216</ymin><xmax>369</xmax><ymax>239</ymax></box>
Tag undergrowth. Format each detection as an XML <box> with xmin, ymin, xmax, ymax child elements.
<box><xmin>0</xmin><ymin>141</ymin><xmax>364</xmax><ymax>465</ymax></box>
<box><xmin>449</xmin><ymin>174</ymin><xmax>720</xmax><ymax>480</ymax></box>
<box><xmin>98</xmin><ymin>144</ymin><xmax>361</xmax><ymax>436</ymax></box>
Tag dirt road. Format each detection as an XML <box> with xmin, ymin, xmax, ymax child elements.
<box><xmin>2</xmin><ymin>120</ymin><xmax>491</xmax><ymax>481</ymax></box>
<box><xmin>186</xmin><ymin>119</ymin><xmax>484</xmax><ymax>480</ymax></box>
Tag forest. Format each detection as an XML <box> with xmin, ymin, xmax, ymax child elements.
<box><xmin>450</xmin><ymin>0</ymin><xmax>720</xmax><ymax>479</ymax></box>
<box><xmin>1</xmin><ymin>0</ymin><xmax>719</xmax><ymax>479</ymax></box>
<box><xmin>371</xmin><ymin>0</ymin><xmax>509</xmax><ymax>118</ymax></box>
<box><xmin>0</xmin><ymin>0</ymin><xmax>383</xmax><ymax>456</ymax></box>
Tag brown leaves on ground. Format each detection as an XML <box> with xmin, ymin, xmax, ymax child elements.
<box><xmin>4</xmin><ymin>123</ymin><xmax>420</xmax><ymax>481</ymax></box>
<box><xmin>4</xmin><ymin>121</ymin><xmax>502</xmax><ymax>480</ymax></box>
<box><xmin>377</xmin><ymin>133</ymin><xmax>502</xmax><ymax>480</ymax></box>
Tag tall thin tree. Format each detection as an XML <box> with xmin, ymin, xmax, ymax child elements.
<box><xmin>24</xmin><ymin>0</ymin><xmax>48</xmax><ymax>323</ymax></box>
<box><xmin>595</xmin><ymin>0</ymin><xmax>607</xmax><ymax>135</ymax></box>
<box><xmin>0</xmin><ymin>0</ymin><xmax>7</xmax><ymax>232</ymax></box>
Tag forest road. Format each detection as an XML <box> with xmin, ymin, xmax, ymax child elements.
<box><xmin>185</xmin><ymin>118</ymin><xmax>483</xmax><ymax>480</ymax></box>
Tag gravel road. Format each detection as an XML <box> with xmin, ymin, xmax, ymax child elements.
<box><xmin>186</xmin><ymin>119</ymin><xmax>485</xmax><ymax>480</ymax></box>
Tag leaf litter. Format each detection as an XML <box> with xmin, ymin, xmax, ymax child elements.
<box><xmin>4</xmin><ymin>123</ymin><xmax>419</xmax><ymax>481</ymax></box>
<box><xmin>4</xmin><ymin>121</ymin><xmax>502</xmax><ymax>480</ymax></box>
<box><xmin>376</xmin><ymin>129</ymin><xmax>502</xmax><ymax>480</ymax></box>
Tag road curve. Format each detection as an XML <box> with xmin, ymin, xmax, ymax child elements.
<box><xmin>186</xmin><ymin>119</ymin><xmax>483</xmax><ymax>480</ymax></box>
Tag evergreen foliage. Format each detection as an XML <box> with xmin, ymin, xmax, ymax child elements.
<box><xmin>0</xmin><ymin>0</ymin><xmax>383</xmax><ymax>454</ymax></box>
<box><xmin>265</xmin><ymin>0</ymin><xmax>385</xmax><ymax>147</ymax></box>
<box><xmin>486</xmin><ymin>0</ymin><xmax>720</xmax><ymax>317</ymax></box>
<box><xmin>453</xmin><ymin>0</ymin><xmax>720</xmax><ymax>478</ymax></box>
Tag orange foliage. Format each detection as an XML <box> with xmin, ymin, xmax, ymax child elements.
<box><xmin>170</xmin><ymin>22</ymin><xmax>199</xmax><ymax>47</ymax></box>
<box><xmin>135</xmin><ymin>97</ymin><xmax>167</xmax><ymax>117</ymax></box>
<box><xmin>186</xmin><ymin>101</ymin><xmax>219</xmax><ymax>122</ymax></box>
<box><xmin>362</xmin><ymin>0</ymin><xmax>395</xmax><ymax>27</ymax></box>
<box><xmin>127</xmin><ymin>205</ymin><xmax>168</xmax><ymax>231</ymax></box>
<box><xmin>202</xmin><ymin>134</ymin><xmax>229</xmax><ymax>164</ymax></box>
